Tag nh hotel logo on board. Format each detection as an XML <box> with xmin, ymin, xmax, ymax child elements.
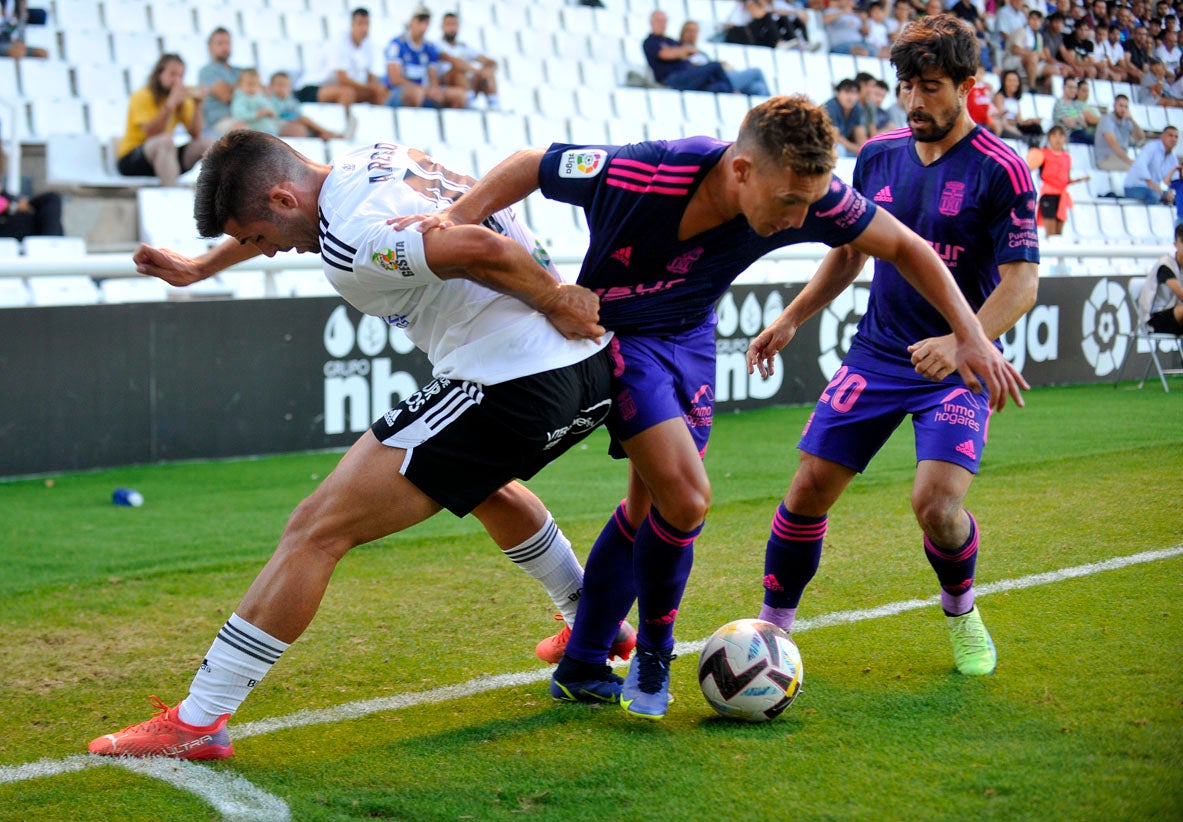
<box><xmin>321</xmin><ymin>305</ymin><xmax>422</xmax><ymax>435</ymax></box>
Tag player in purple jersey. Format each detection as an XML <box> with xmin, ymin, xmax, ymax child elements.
<box><xmin>392</xmin><ymin>95</ymin><xmax>1024</xmax><ymax>719</ymax></box>
<box><xmin>747</xmin><ymin>15</ymin><xmax>1040</xmax><ymax>677</ymax></box>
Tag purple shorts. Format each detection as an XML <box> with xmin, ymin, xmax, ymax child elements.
<box><xmin>798</xmin><ymin>355</ymin><xmax>992</xmax><ymax>474</ymax></box>
<box><xmin>606</xmin><ymin>323</ymin><xmax>716</xmax><ymax>458</ymax></box>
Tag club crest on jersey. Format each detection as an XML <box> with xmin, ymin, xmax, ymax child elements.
<box><xmin>938</xmin><ymin>181</ymin><xmax>966</xmax><ymax>216</ymax></box>
<box><xmin>559</xmin><ymin>149</ymin><xmax>607</xmax><ymax>178</ymax></box>
<box><xmin>667</xmin><ymin>246</ymin><xmax>703</xmax><ymax>274</ymax></box>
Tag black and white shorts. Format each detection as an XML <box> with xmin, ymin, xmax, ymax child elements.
<box><xmin>370</xmin><ymin>346</ymin><xmax>613</xmax><ymax>516</ymax></box>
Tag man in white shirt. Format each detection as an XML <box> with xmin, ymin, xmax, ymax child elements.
<box><xmin>88</xmin><ymin>130</ymin><xmax>621</xmax><ymax>761</ymax></box>
<box><xmin>438</xmin><ymin>10</ymin><xmax>499</xmax><ymax>109</ymax></box>
<box><xmin>296</xmin><ymin>6</ymin><xmax>389</xmax><ymax>106</ymax></box>
<box><xmin>1123</xmin><ymin>125</ymin><xmax>1180</xmax><ymax>204</ymax></box>
<box><xmin>1155</xmin><ymin>29</ymin><xmax>1183</xmax><ymax>77</ymax></box>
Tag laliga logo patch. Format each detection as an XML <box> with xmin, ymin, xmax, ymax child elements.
<box><xmin>559</xmin><ymin>149</ymin><xmax>607</xmax><ymax>178</ymax></box>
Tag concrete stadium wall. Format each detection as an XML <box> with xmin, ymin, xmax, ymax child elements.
<box><xmin>0</xmin><ymin>275</ymin><xmax>1157</xmax><ymax>477</ymax></box>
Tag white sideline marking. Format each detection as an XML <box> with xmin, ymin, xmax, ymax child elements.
<box><xmin>2</xmin><ymin>545</ymin><xmax>1180</xmax><ymax>818</ymax></box>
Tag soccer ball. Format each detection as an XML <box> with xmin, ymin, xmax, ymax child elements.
<box><xmin>698</xmin><ymin>619</ymin><xmax>803</xmax><ymax>722</ymax></box>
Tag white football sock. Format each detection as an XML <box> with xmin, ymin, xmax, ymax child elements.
<box><xmin>502</xmin><ymin>514</ymin><xmax>584</xmax><ymax>626</ymax></box>
<box><xmin>178</xmin><ymin>612</ymin><xmax>290</xmax><ymax>727</ymax></box>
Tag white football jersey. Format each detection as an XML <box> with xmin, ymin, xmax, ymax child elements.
<box><xmin>317</xmin><ymin>143</ymin><xmax>608</xmax><ymax>385</ymax></box>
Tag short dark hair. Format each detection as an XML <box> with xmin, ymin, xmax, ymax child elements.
<box><xmin>351</xmin><ymin>7</ymin><xmax>369</xmax><ymax>20</ymax></box>
<box><xmin>734</xmin><ymin>95</ymin><xmax>836</xmax><ymax>178</ymax></box>
<box><xmin>194</xmin><ymin>130</ymin><xmax>309</xmax><ymax>239</ymax></box>
<box><xmin>835</xmin><ymin>78</ymin><xmax>860</xmax><ymax>93</ymax></box>
<box><xmin>1174</xmin><ymin>222</ymin><xmax>1183</xmax><ymax>243</ymax></box>
<box><xmin>207</xmin><ymin>26</ymin><xmax>230</xmax><ymax>43</ymax></box>
<box><xmin>890</xmin><ymin>13</ymin><xmax>979</xmax><ymax>85</ymax></box>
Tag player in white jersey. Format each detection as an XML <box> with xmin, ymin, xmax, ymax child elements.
<box><xmin>88</xmin><ymin>130</ymin><xmax>632</xmax><ymax>760</ymax></box>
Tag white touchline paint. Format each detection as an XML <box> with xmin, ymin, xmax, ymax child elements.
<box><xmin>2</xmin><ymin>544</ymin><xmax>1180</xmax><ymax>821</ymax></box>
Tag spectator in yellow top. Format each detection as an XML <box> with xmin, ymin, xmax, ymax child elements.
<box><xmin>117</xmin><ymin>54</ymin><xmax>215</xmax><ymax>187</ymax></box>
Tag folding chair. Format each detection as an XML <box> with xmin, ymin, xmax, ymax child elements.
<box><xmin>1113</xmin><ymin>277</ymin><xmax>1183</xmax><ymax>391</ymax></box>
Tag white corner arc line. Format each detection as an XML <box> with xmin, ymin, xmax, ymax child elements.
<box><xmin>2</xmin><ymin>545</ymin><xmax>1180</xmax><ymax>805</ymax></box>
<box><xmin>112</xmin><ymin>758</ymin><xmax>292</xmax><ymax>822</ymax></box>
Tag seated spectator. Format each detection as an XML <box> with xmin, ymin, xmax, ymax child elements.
<box><xmin>680</xmin><ymin>20</ymin><xmax>769</xmax><ymax>97</ymax></box>
<box><xmin>384</xmin><ymin>5</ymin><xmax>468</xmax><ymax>109</ymax></box>
<box><xmin>864</xmin><ymin>1</ymin><xmax>892</xmax><ymax>59</ymax></box>
<box><xmin>949</xmin><ymin>0</ymin><xmax>991</xmax><ymax>69</ymax></box>
<box><xmin>1137</xmin><ymin>224</ymin><xmax>1183</xmax><ymax>333</ymax></box>
<box><xmin>116</xmin><ymin>54</ymin><xmax>214</xmax><ymax>187</ymax></box>
<box><xmin>1137</xmin><ymin>58</ymin><xmax>1181</xmax><ymax>107</ymax></box>
<box><xmin>722</xmin><ymin>1</ymin><xmax>810</xmax><ymax>49</ymax></box>
<box><xmin>1027</xmin><ymin>125</ymin><xmax>1089</xmax><ymax>236</ymax></box>
<box><xmin>1095</xmin><ymin>23</ymin><xmax>1127</xmax><ymax>81</ymax></box>
<box><xmin>643</xmin><ymin>9</ymin><xmax>733</xmax><ymax>94</ymax></box>
<box><xmin>1063</xmin><ymin>20</ymin><xmax>1104</xmax><ymax>80</ymax></box>
<box><xmin>1156</xmin><ymin>29</ymin><xmax>1182</xmax><ymax>76</ymax></box>
<box><xmin>0</xmin><ymin>0</ymin><xmax>46</xmax><ymax>59</ymax></box>
<box><xmin>994</xmin><ymin>0</ymin><xmax>1029</xmax><ymax>46</ymax></box>
<box><xmin>269</xmin><ymin>72</ymin><xmax>343</xmax><ymax>141</ymax></box>
<box><xmin>438</xmin><ymin>11</ymin><xmax>499</xmax><ymax>110</ymax></box>
<box><xmin>1042</xmin><ymin>12</ymin><xmax>1075</xmax><ymax>78</ymax></box>
<box><xmin>824</xmin><ymin>78</ymin><xmax>867</xmax><ymax>157</ymax></box>
<box><xmin>0</xmin><ymin>142</ymin><xmax>61</xmax><ymax>240</ymax></box>
<box><xmin>855</xmin><ymin>72</ymin><xmax>889</xmax><ymax>137</ymax></box>
<box><xmin>198</xmin><ymin>27</ymin><xmax>242</xmax><ymax>136</ymax></box>
<box><xmin>886</xmin><ymin>0</ymin><xmax>915</xmax><ymax>44</ymax></box>
<box><xmin>1123</xmin><ymin>125</ymin><xmax>1179</xmax><ymax>205</ymax></box>
<box><xmin>823</xmin><ymin>0</ymin><xmax>872</xmax><ymax>56</ymax></box>
<box><xmin>1003</xmin><ymin>10</ymin><xmax>1068</xmax><ymax>92</ymax></box>
<box><xmin>230</xmin><ymin>68</ymin><xmax>281</xmax><ymax>135</ymax></box>
<box><xmin>1093</xmin><ymin>93</ymin><xmax>1145</xmax><ymax>171</ymax></box>
<box><xmin>297</xmin><ymin>7</ymin><xmax>389</xmax><ymax>108</ymax></box>
<box><xmin>1053</xmin><ymin>77</ymin><xmax>1100</xmax><ymax>144</ymax></box>
<box><xmin>1123</xmin><ymin>25</ymin><xmax>1155</xmax><ymax>85</ymax></box>
<box><xmin>881</xmin><ymin>82</ymin><xmax>908</xmax><ymax>131</ymax></box>
<box><xmin>994</xmin><ymin>69</ymin><xmax>1044</xmax><ymax>145</ymax></box>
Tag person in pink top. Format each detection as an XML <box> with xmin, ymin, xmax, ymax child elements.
<box><xmin>1027</xmin><ymin>125</ymin><xmax>1090</xmax><ymax>236</ymax></box>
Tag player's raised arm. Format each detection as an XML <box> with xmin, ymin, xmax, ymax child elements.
<box><xmin>386</xmin><ymin>148</ymin><xmax>547</xmax><ymax>232</ymax></box>
<box><xmin>133</xmin><ymin>237</ymin><xmax>261</xmax><ymax>286</ymax></box>
<box><xmin>420</xmin><ymin>225</ymin><xmax>604</xmax><ymax>342</ymax></box>
<box><xmin>849</xmin><ymin>207</ymin><xmax>1030</xmax><ymax>410</ymax></box>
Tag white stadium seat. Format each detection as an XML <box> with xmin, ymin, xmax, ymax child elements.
<box><xmin>99</xmin><ymin>276</ymin><xmax>170</xmax><ymax>303</ymax></box>
<box><xmin>0</xmin><ymin>276</ymin><xmax>31</xmax><ymax>307</ymax></box>
<box><xmin>27</xmin><ymin>275</ymin><xmax>100</xmax><ymax>306</ymax></box>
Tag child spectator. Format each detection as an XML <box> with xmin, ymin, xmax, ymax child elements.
<box><xmin>230</xmin><ymin>68</ymin><xmax>281</xmax><ymax>135</ymax></box>
<box><xmin>1027</xmin><ymin>125</ymin><xmax>1089</xmax><ymax>236</ymax></box>
<box><xmin>269</xmin><ymin>72</ymin><xmax>343</xmax><ymax>140</ymax></box>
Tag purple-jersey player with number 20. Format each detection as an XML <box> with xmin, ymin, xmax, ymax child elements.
<box><xmin>748</xmin><ymin>15</ymin><xmax>1040</xmax><ymax>677</ymax></box>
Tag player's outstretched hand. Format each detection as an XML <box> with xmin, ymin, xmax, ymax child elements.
<box><xmin>909</xmin><ymin>334</ymin><xmax>1029</xmax><ymax>412</ymax></box>
<box><xmin>133</xmin><ymin>244</ymin><xmax>211</xmax><ymax>286</ymax></box>
<box><xmin>386</xmin><ymin>211</ymin><xmax>456</xmax><ymax>233</ymax></box>
<box><xmin>745</xmin><ymin>316</ymin><xmax>798</xmax><ymax>379</ymax></box>
<box><xmin>535</xmin><ymin>283</ymin><xmax>605</xmax><ymax>343</ymax></box>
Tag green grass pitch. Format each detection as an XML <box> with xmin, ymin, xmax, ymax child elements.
<box><xmin>1</xmin><ymin>383</ymin><xmax>1180</xmax><ymax>820</ymax></box>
